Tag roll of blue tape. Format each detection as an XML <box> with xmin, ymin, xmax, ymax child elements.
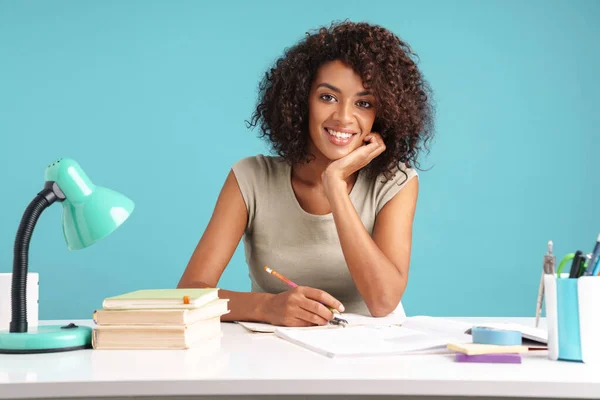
<box><xmin>471</xmin><ymin>326</ymin><xmax>522</xmax><ymax>346</ymax></box>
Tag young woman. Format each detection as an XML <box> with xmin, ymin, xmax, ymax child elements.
<box><xmin>178</xmin><ymin>20</ymin><xmax>435</xmax><ymax>327</ymax></box>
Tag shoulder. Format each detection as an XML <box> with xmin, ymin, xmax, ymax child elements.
<box><xmin>232</xmin><ymin>154</ymin><xmax>286</xmax><ymax>177</ymax></box>
<box><xmin>370</xmin><ymin>162</ymin><xmax>419</xmax><ymax>215</ymax></box>
<box><xmin>231</xmin><ymin>154</ymin><xmax>287</xmax><ymax>197</ymax></box>
<box><xmin>230</xmin><ymin>154</ymin><xmax>286</xmax><ymax>230</ymax></box>
<box><xmin>372</xmin><ymin>162</ymin><xmax>418</xmax><ymax>192</ymax></box>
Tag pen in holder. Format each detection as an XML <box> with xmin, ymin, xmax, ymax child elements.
<box><xmin>544</xmin><ymin>274</ymin><xmax>600</xmax><ymax>363</ymax></box>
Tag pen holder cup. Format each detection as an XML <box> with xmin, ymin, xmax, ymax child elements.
<box><xmin>544</xmin><ymin>275</ymin><xmax>600</xmax><ymax>363</ymax></box>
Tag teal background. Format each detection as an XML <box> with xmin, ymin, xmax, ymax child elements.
<box><xmin>1</xmin><ymin>0</ymin><xmax>598</xmax><ymax>320</ymax></box>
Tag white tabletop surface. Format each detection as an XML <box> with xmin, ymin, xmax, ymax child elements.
<box><xmin>1</xmin><ymin>317</ymin><xmax>599</xmax><ymax>399</ymax></box>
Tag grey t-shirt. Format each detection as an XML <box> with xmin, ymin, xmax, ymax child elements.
<box><xmin>231</xmin><ymin>154</ymin><xmax>417</xmax><ymax>315</ymax></box>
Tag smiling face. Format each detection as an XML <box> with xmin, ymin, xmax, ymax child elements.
<box><xmin>307</xmin><ymin>60</ymin><xmax>377</xmax><ymax>162</ymax></box>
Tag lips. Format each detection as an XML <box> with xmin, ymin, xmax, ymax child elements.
<box><xmin>324</xmin><ymin>127</ymin><xmax>357</xmax><ymax>147</ymax></box>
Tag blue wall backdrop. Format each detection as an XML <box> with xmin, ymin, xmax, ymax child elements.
<box><xmin>1</xmin><ymin>0</ymin><xmax>598</xmax><ymax>320</ymax></box>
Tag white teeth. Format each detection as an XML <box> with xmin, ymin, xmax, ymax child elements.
<box><xmin>327</xmin><ymin>129</ymin><xmax>353</xmax><ymax>139</ymax></box>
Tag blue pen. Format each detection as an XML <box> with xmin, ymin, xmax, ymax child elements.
<box><xmin>584</xmin><ymin>233</ymin><xmax>600</xmax><ymax>276</ymax></box>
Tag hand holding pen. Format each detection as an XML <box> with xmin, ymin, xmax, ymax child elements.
<box><xmin>260</xmin><ymin>266</ymin><xmax>347</xmax><ymax>328</ymax></box>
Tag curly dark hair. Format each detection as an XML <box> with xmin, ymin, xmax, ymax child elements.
<box><xmin>247</xmin><ymin>20</ymin><xmax>435</xmax><ymax>180</ymax></box>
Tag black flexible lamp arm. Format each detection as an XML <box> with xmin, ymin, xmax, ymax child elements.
<box><xmin>10</xmin><ymin>182</ymin><xmax>65</xmax><ymax>333</ymax></box>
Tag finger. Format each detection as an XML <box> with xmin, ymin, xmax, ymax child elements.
<box><xmin>358</xmin><ymin>140</ymin><xmax>384</xmax><ymax>164</ymax></box>
<box><xmin>334</xmin><ymin>144</ymin><xmax>373</xmax><ymax>170</ymax></box>
<box><xmin>370</xmin><ymin>140</ymin><xmax>386</xmax><ymax>157</ymax></box>
<box><xmin>295</xmin><ymin>305</ymin><xmax>330</xmax><ymax>326</ymax></box>
<box><xmin>299</xmin><ymin>296</ymin><xmax>335</xmax><ymax>322</ymax></box>
<box><xmin>299</xmin><ymin>286</ymin><xmax>345</xmax><ymax>313</ymax></box>
<box><xmin>368</xmin><ymin>136</ymin><xmax>386</xmax><ymax>156</ymax></box>
<box><xmin>364</xmin><ymin>136</ymin><xmax>383</xmax><ymax>153</ymax></box>
<box><xmin>364</xmin><ymin>132</ymin><xmax>382</xmax><ymax>143</ymax></box>
<box><xmin>370</xmin><ymin>132</ymin><xmax>383</xmax><ymax>141</ymax></box>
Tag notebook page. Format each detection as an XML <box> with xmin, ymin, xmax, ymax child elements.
<box><xmin>341</xmin><ymin>312</ymin><xmax>406</xmax><ymax>326</ymax></box>
<box><xmin>237</xmin><ymin>312</ymin><xmax>406</xmax><ymax>333</ymax></box>
<box><xmin>236</xmin><ymin>321</ymin><xmax>336</xmax><ymax>333</ymax></box>
<box><xmin>400</xmin><ymin>316</ymin><xmax>473</xmax><ymax>342</ymax></box>
<box><xmin>274</xmin><ymin>325</ymin><xmax>454</xmax><ymax>358</ymax></box>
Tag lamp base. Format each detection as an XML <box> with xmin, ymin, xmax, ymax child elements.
<box><xmin>0</xmin><ymin>323</ymin><xmax>92</xmax><ymax>354</ymax></box>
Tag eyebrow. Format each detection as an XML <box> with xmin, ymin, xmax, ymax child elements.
<box><xmin>316</xmin><ymin>83</ymin><xmax>372</xmax><ymax>97</ymax></box>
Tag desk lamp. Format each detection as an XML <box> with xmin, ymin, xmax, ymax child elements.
<box><xmin>0</xmin><ymin>158</ymin><xmax>134</xmax><ymax>353</ymax></box>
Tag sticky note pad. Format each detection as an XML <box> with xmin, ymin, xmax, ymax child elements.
<box><xmin>456</xmin><ymin>352</ymin><xmax>522</xmax><ymax>364</ymax></box>
<box><xmin>447</xmin><ymin>342</ymin><xmax>529</xmax><ymax>355</ymax></box>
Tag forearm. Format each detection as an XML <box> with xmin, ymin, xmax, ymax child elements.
<box><xmin>177</xmin><ymin>279</ymin><xmax>274</xmax><ymax>322</ymax></box>
<box><xmin>327</xmin><ymin>184</ymin><xmax>406</xmax><ymax>316</ymax></box>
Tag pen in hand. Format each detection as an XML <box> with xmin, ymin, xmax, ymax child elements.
<box><xmin>264</xmin><ymin>266</ymin><xmax>348</xmax><ymax>327</ymax></box>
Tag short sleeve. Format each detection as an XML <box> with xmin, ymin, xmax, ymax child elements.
<box><xmin>374</xmin><ymin>164</ymin><xmax>419</xmax><ymax>215</ymax></box>
<box><xmin>231</xmin><ymin>155</ymin><xmax>267</xmax><ymax>232</ymax></box>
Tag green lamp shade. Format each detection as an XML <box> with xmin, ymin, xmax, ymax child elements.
<box><xmin>62</xmin><ymin>187</ymin><xmax>134</xmax><ymax>250</ymax></box>
<box><xmin>44</xmin><ymin>158</ymin><xmax>135</xmax><ymax>250</ymax></box>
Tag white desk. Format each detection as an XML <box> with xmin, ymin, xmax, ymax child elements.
<box><xmin>0</xmin><ymin>317</ymin><xmax>598</xmax><ymax>400</ymax></box>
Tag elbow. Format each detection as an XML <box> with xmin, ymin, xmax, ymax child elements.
<box><xmin>365</xmin><ymin>283</ymin><xmax>405</xmax><ymax>317</ymax></box>
<box><xmin>366</xmin><ymin>296</ymin><xmax>401</xmax><ymax>318</ymax></box>
<box><xmin>364</xmin><ymin>268</ymin><xmax>408</xmax><ymax>317</ymax></box>
<box><xmin>368</xmin><ymin>304</ymin><xmax>397</xmax><ymax>318</ymax></box>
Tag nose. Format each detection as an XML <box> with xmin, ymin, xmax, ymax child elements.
<box><xmin>333</xmin><ymin>101</ymin><xmax>354</xmax><ymax>125</ymax></box>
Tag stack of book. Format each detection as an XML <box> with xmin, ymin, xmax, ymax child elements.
<box><xmin>92</xmin><ymin>288</ymin><xmax>229</xmax><ymax>350</ymax></box>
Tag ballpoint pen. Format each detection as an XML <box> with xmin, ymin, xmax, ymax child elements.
<box><xmin>263</xmin><ymin>266</ymin><xmax>348</xmax><ymax>327</ymax></box>
<box><xmin>569</xmin><ymin>251</ymin><xmax>584</xmax><ymax>278</ymax></box>
<box><xmin>584</xmin><ymin>234</ymin><xmax>600</xmax><ymax>276</ymax></box>
<box><xmin>578</xmin><ymin>254</ymin><xmax>590</xmax><ymax>277</ymax></box>
<box><xmin>536</xmin><ymin>241</ymin><xmax>555</xmax><ymax>328</ymax></box>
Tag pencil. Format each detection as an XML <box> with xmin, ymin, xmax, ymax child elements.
<box><xmin>264</xmin><ymin>266</ymin><xmax>298</xmax><ymax>288</ymax></box>
<box><xmin>263</xmin><ymin>266</ymin><xmax>347</xmax><ymax>324</ymax></box>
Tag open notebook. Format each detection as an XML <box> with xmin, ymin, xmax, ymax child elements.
<box><xmin>272</xmin><ymin>316</ymin><xmax>547</xmax><ymax>358</ymax></box>
<box><xmin>236</xmin><ymin>311</ymin><xmax>406</xmax><ymax>333</ymax></box>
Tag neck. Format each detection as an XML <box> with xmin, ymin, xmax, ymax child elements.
<box><xmin>292</xmin><ymin>156</ymin><xmax>329</xmax><ymax>186</ymax></box>
<box><xmin>292</xmin><ymin>152</ymin><xmax>357</xmax><ymax>190</ymax></box>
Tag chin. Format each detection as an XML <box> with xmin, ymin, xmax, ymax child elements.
<box><xmin>321</xmin><ymin>148</ymin><xmax>353</xmax><ymax>161</ymax></box>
